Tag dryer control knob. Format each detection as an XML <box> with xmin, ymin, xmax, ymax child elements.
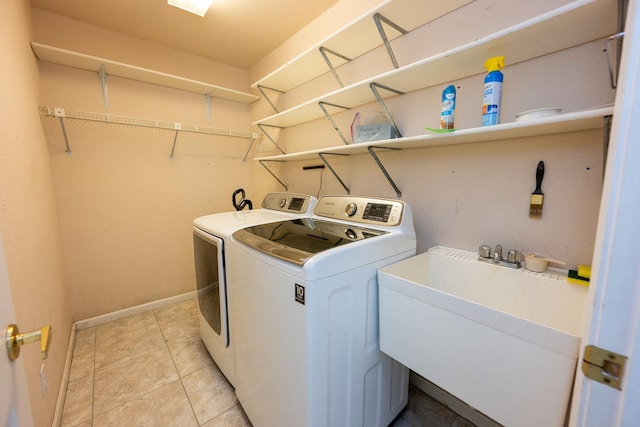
<box><xmin>345</xmin><ymin>203</ymin><xmax>358</xmax><ymax>217</ymax></box>
<box><xmin>279</xmin><ymin>198</ymin><xmax>287</xmax><ymax>208</ymax></box>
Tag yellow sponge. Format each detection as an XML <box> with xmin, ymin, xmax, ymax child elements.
<box><xmin>578</xmin><ymin>264</ymin><xmax>592</xmax><ymax>279</ymax></box>
<box><xmin>568</xmin><ymin>269</ymin><xmax>590</xmax><ymax>287</ymax></box>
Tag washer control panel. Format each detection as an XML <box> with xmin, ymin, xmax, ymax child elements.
<box><xmin>313</xmin><ymin>196</ymin><xmax>405</xmax><ymax>226</ymax></box>
<box><xmin>261</xmin><ymin>193</ymin><xmax>316</xmax><ymax>213</ymax></box>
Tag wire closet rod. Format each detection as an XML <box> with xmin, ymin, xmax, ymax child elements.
<box><xmin>39</xmin><ymin>107</ymin><xmax>255</xmax><ymax>140</ymax></box>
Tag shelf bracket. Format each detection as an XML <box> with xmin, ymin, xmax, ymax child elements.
<box><xmin>318</xmin><ymin>152</ymin><xmax>350</xmax><ymax>194</ymax></box>
<box><xmin>318</xmin><ymin>101</ymin><xmax>351</xmax><ymax>145</ymax></box>
<box><xmin>54</xmin><ymin>108</ymin><xmax>72</xmax><ymax>156</ymax></box>
<box><xmin>257</xmin><ymin>85</ymin><xmax>285</xmax><ymax>114</ymax></box>
<box><xmin>98</xmin><ymin>65</ymin><xmax>108</xmax><ymax>109</ymax></box>
<box><xmin>318</xmin><ymin>46</ymin><xmax>352</xmax><ymax>88</ymax></box>
<box><xmin>169</xmin><ymin>124</ymin><xmax>181</xmax><ymax>159</ymax></box>
<box><xmin>242</xmin><ymin>133</ymin><xmax>259</xmax><ymax>162</ymax></box>
<box><xmin>369</xmin><ymin>82</ymin><xmax>404</xmax><ymax>138</ymax></box>
<box><xmin>372</xmin><ymin>13</ymin><xmax>408</xmax><ymax>69</ymax></box>
<box><xmin>205</xmin><ymin>93</ymin><xmax>213</xmax><ymax>124</ymax></box>
<box><xmin>605</xmin><ymin>32</ymin><xmax>625</xmax><ymax>89</ymax></box>
<box><xmin>367</xmin><ymin>146</ymin><xmax>402</xmax><ymax>197</ymax></box>
<box><xmin>259</xmin><ymin>160</ymin><xmax>288</xmax><ymax>190</ymax></box>
<box><xmin>603</xmin><ymin>114</ymin><xmax>613</xmax><ymax>179</ymax></box>
<box><xmin>257</xmin><ymin>123</ymin><xmax>286</xmax><ymax>154</ymax></box>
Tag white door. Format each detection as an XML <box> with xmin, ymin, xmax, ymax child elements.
<box><xmin>0</xmin><ymin>236</ymin><xmax>33</xmax><ymax>426</ymax></box>
<box><xmin>571</xmin><ymin>0</ymin><xmax>640</xmax><ymax>425</ymax></box>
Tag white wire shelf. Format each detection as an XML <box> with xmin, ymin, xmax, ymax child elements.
<box><xmin>32</xmin><ymin>43</ymin><xmax>259</xmax><ymax>105</ymax></box>
<box><xmin>39</xmin><ymin>107</ymin><xmax>257</xmax><ymax>159</ymax></box>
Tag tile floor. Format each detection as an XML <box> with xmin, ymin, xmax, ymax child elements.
<box><xmin>60</xmin><ymin>297</ymin><xmax>475</xmax><ymax>426</ymax></box>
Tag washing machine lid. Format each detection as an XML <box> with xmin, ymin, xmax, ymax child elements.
<box><xmin>232</xmin><ymin>218</ymin><xmax>387</xmax><ymax>266</ymax></box>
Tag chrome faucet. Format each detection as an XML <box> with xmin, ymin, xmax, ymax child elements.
<box><xmin>478</xmin><ymin>244</ymin><xmax>522</xmax><ymax>269</ymax></box>
<box><xmin>493</xmin><ymin>244</ymin><xmax>503</xmax><ymax>263</ymax></box>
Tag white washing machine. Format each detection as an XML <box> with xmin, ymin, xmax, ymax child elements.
<box><xmin>229</xmin><ymin>195</ymin><xmax>416</xmax><ymax>427</ymax></box>
<box><xmin>192</xmin><ymin>192</ymin><xmax>316</xmax><ymax>386</ymax></box>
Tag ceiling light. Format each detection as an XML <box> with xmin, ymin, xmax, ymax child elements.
<box><xmin>168</xmin><ymin>0</ymin><xmax>214</xmax><ymax>17</ymax></box>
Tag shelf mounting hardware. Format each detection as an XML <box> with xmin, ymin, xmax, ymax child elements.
<box><xmin>257</xmin><ymin>85</ymin><xmax>285</xmax><ymax>114</ymax></box>
<box><xmin>318</xmin><ymin>152</ymin><xmax>350</xmax><ymax>194</ymax></box>
<box><xmin>318</xmin><ymin>47</ymin><xmax>352</xmax><ymax>88</ymax></box>
<box><xmin>169</xmin><ymin>123</ymin><xmax>182</xmax><ymax>159</ymax></box>
<box><xmin>373</xmin><ymin>13</ymin><xmax>408</xmax><ymax>69</ymax></box>
<box><xmin>318</xmin><ymin>101</ymin><xmax>351</xmax><ymax>145</ymax></box>
<box><xmin>603</xmin><ymin>115</ymin><xmax>613</xmax><ymax>178</ymax></box>
<box><xmin>605</xmin><ymin>32</ymin><xmax>625</xmax><ymax>89</ymax></box>
<box><xmin>53</xmin><ymin>107</ymin><xmax>72</xmax><ymax>156</ymax></box>
<box><xmin>368</xmin><ymin>145</ymin><xmax>402</xmax><ymax>197</ymax></box>
<box><xmin>205</xmin><ymin>93</ymin><xmax>213</xmax><ymax>124</ymax></box>
<box><xmin>257</xmin><ymin>123</ymin><xmax>287</xmax><ymax>154</ymax></box>
<box><xmin>369</xmin><ymin>82</ymin><xmax>404</xmax><ymax>138</ymax></box>
<box><xmin>98</xmin><ymin>65</ymin><xmax>108</xmax><ymax>109</ymax></box>
<box><xmin>258</xmin><ymin>160</ymin><xmax>288</xmax><ymax>190</ymax></box>
<box><xmin>242</xmin><ymin>133</ymin><xmax>260</xmax><ymax>162</ymax></box>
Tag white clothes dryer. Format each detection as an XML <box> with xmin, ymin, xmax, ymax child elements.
<box><xmin>192</xmin><ymin>192</ymin><xmax>316</xmax><ymax>386</ymax></box>
<box><xmin>229</xmin><ymin>195</ymin><xmax>416</xmax><ymax>427</ymax></box>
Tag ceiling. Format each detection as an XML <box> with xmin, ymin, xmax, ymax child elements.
<box><xmin>29</xmin><ymin>0</ymin><xmax>340</xmax><ymax>70</ymax></box>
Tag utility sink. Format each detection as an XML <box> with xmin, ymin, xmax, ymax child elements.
<box><xmin>378</xmin><ymin>246</ymin><xmax>589</xmax><ymax>427</ymax></box>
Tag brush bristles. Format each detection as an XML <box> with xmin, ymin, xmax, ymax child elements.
<box><xmin>529</xmin><ymin>194</ymin><xmax>544</xmax><ymax>217</ymax></box>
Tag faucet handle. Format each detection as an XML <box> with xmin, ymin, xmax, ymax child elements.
<box><xmin>478</xmin><ymin>245</ymin><xmax>491</xmax><ymax>258</ymax></box>
<box><xmin>506</xmin><ymin>249</ymin><xmax>519</xmax><ymax>263</ymax></box>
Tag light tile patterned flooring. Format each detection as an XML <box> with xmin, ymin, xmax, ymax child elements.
<box><xmin>60</xmin><ymin>297</ymin><xmax>475</xmax><ymax>426</ymax></box>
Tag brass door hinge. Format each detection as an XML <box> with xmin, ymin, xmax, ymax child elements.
<box><xmin>582</xmin><ymin>345</ymin><xmax>627</xmax><ymax>390</ymax></box>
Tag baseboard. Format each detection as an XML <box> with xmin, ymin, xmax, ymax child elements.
<box><xmin>52</xmin><ymin>322</ymin><xmax>76</xmax><ymax>427</ymax></box>
<box><xmin>75</xmin><ymin>291</ymin><xmax>196</xmax><ymax>330</ymax></box>
<box><xmin>409</xmin><ymin>371</ymin><xmax>502</xmax><ymax>427</ymax></box>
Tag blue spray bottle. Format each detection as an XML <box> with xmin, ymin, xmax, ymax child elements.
<box><xmin>481</xmin><ymin>56</ymin><xmax>504</xmax><ymax>126</ymax></box>
<box><xmin>440</xmin><ymin>85</ymin><xmax>456</xmax><ymax>130</ymax></box>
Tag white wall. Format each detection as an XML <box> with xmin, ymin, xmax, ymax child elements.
<box><xmin>1</xmin><ymin>2</ymin><xmax>73</xmax><ymax>425</ymax></box>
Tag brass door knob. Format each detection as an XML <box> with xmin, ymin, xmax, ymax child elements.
<box><xmin>5</xmin><ymin>324</ymin><xmax>51</xmax><ymax>361</ymax></box>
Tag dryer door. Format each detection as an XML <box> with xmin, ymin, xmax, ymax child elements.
<box><xmin>193</xmin><ymin>227</ymin><xmax>229</xmax><ymax>347</ymax></box>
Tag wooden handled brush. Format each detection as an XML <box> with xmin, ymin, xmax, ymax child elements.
<box><xmin>529</xmin><ymin>161</ymin><xmax>545</xmax><ymax>218</ymax></box>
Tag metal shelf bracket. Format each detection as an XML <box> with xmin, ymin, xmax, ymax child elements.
<box><xmin>318</xmin><ymin>152</ymin><xmax>350</xmax><ymax>194</ymax></box>
<box><xmin>242</xmin><ymin>133</ymin><xmax>260</xmax><ymax>162</ymax></box>
<box><xmin>367</xmin><ymin>145</ymin><xmax>402</xmax><ymax>197</ymax></box>
<box><xmin>318</xmin><ymin>101</ymin><xmax>351</xmax><ymax>145</ymax></box>
<box><xmin>605</xmin><ymin>32</ymin><xmax>625</xmax><ymax>89</ymax></box>
<box><xmin>205</xmin><ymin>93</ymin><xmax>213</xmax><ymax>124</ymax></box>
<box><xmin>372</xmin><ymin>13</ymin><xmax>408</xmax><ymax>69</ymax></box>
<box><xmin>259</xmin><ymin>160</ymin><xmax>288</xmax><ymax>190</ymax></box>
<box><xmin>54</xmin><ymin>108</ymin><xmax>72</xmax><ymax>156</ymax></box>
<box><xmin>369</xmin><ymin>82</ymin><xmax>404</xmax><ymax>138</ymax></box>
<box><xmin>169</xmin><ymin>124</ymin><xmax>182</xmax><ymax>159</ymax></box>
<box><xmin>603</xmin><ymin>115</ymin><xmax>613</xmax><ymax>178</ymax></box>
<box><xmin>257</xmin><ymin>123</ymin><xmax>287</xmax><ymax>154</ymax></box>
<box><xmin>257</xmin><ymin>85</ymin><xmax>285</xmax><ymax>114</ymax></box>
<box><xmin>318</xmin><ymin>46</ymin><xmax>352</xmax><ymax>88</ymax></box>
<box><xmin>98</xmin><ymin>65</ymin><xmax>108</xmax><ymax>109</ymax></box>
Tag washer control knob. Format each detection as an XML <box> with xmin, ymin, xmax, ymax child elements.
<box><xmin>279</xmin><ymin>198</ymin><xmax>287</xmax><ymax>208</ymax></box>
<box><xmin>345</xmin><ymin>203</ymin><xmax>358</xmax><ymax>217</ymax></box>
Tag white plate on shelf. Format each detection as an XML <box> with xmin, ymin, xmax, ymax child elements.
<box><xmin>515</xmin><ymin>108</ymin><xmax>562</xmax><ymax>122</ymax></box>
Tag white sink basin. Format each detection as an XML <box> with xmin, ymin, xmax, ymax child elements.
<box><xmin>378</xmin><ymin>246</ymin><xmax>588</xmax><ymax>427</ymax></box>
